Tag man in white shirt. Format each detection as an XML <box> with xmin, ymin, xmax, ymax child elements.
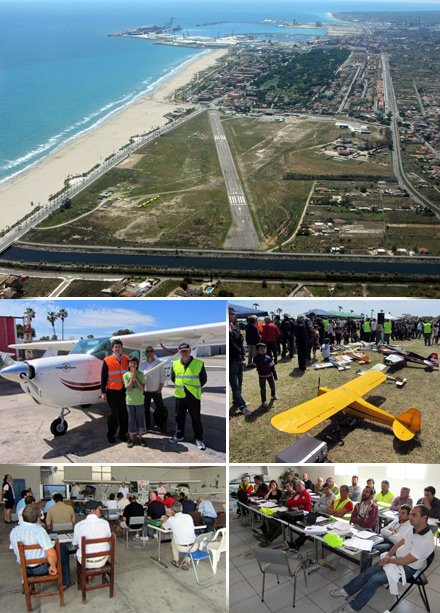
<box><xmin>157</xmin><ymin>482</ymin><xmax>166</xmax><ymax>497</ymax></box>
<box><xmin>314</xmin><ymin>483</ymin><xmax>335</xmax><ymax>514</ymax></box>
<box><xmin>331</xmin><ymin>504</ymin><xmax>435</xmax><ymax>612</ymax></box>
<box><xmin>143</xmin><ymin>346</ymin><xmax>168</xmax><ymax>433</ymax></box>
<box><xmin>161</xmin><ymin>501</ymin><xmax>196</xmax><ymax>568</ymax></box>
<box><xmin>364</xmin><ymin>504</ymin><xmax>412</xmax><ymax>568</ymax></box>
<box><xmin>117</xmin><ymin>493</ymin><xmax>129</xmax><ymax>513</ymax></box>
<box><xmin>118</xmin><ymin>482</ymin><xmax>129</xmax><ymax>498</ymax></box>
<box><xmin>71</xmin><ymin>483</ymin><xmax>81</xmax><ymax>499</ymax></box>
<box><xmin>72</xmin><ymin>500</ymin><xmax>111</xmax><ymax>570</ymax></box>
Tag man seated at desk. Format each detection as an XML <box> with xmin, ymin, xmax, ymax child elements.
<box><xmin>417</xmin><ymin>486</ymin><xmax>440</xmax><ymax>521</ymax></box>
<box><xmin>326</xmin><ymin>485</ymin><xmax>354</xmax><ymax>519</ymax></box>
<box><xmin>117</xmin><ymin>492</ymin><xmax>129</xmax><ymax>513</ymax></box>
<box><xmin>364</xmin><ymin>504</ymin><xmax>412</xmax><ymax>569</ymax></box>
<box><xmin>46</xmin><ymin>494</ymin><xmax>75</xmax><ymax>529</ymax></box>
<box><xmin>350</xmin><ymin>486</ymin><xmax>378</xmax><ymax>530</ymax></box>
<box><xmin>197</xmin><ymin>496</ymin><xmax>217</xmax><ymax>526</ymax></box>
<box><xmin>257</xmin><ymin>481</ymin><xmax>310</xmax><ymax>548</ymax></box>
<box><xmin>254</xmin><ymin>475</ymin><xmax>269</xmax><ymax>498</ymax></box>
<box><xmin>373</xmin><ymin>480</ymin><xmax>395</xmax><ymax>505</ymax></box>
<box><xmin>331</xmin><ymin>505</ymin><xmax>435</xmax><ymax>612</ymax></box>
<box><xmin>390</xmin><ymin>487</ymin><xmax>413</xmax><ymax>511</ymax></box>
<box><xmin>73</xmin><ymin>501</ymin><xmax>110</xmax><ymax>579</ymax></box>
<box><xmin>10</xmin><ymin>503</ymin><xmax>74</xmax><ymax>589</ymax></box>
<box><xmin>348</xmin><ymin>476</ymin><xmax>362</xmax><ymax>503</ymax></box>
<box><xmin>314</xmin><ymin>483</ymin><xmax>336</xmax><ymax>514</ymax></box>
<box><xmin>161</xmin><ymin>501</ymin><xmax>196</xmax><ymax>569</ymax></box>
<box><xmin>114</xmin><ymin>495</ymin><xmax>144</xmax><ymax>542</ymax></box>
<box><xmin>142</xmin><ymin>492</ymin><xmax>166</xmax><ymax>541</ymax></box>
<box><xmin>179</xmin><ymin>493</ymin><xmax>196</xmax><ymax>514</ymax></box>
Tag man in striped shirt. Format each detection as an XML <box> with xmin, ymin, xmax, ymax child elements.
<box><xmin>10</xmin><ymin>503</ymin><xmax>72</xmax><ymax>588</ymax></box>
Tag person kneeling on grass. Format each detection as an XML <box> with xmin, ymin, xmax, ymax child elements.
<box><xmin>123</xmin><ymin>355</ymin><xmax>147</xmax><ymax>448</ymax></box>
<box><xmin>253</xmin><ymin>343</ymin><xmax>278</xmax><ymax>408</ymax></box>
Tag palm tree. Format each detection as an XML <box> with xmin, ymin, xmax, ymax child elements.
<box><xmin>276</xmin><ymin>308</ymin><xmax>282</xmax><ymax>317</ymax></box>
<box><xmin>25</xmin><ymin>307</ymin><xmax>36</xmax><ymax>322</ymax></box>
<box><xmin>57</xmin><ymin>308</ymin><xmax>68</xmax><ymax>340</ymax></box>
<box><xmin>338</xmin><ymin>306</ymin><xmax>343</xmax><ymax>312</ymax></box>
<box><xmin>252</xmin><ymin>303</ymin><xmax>259</xmax><ymax>310</ymax></box>
<box><xmin>46</xmin><ymin>311</ymin><xmax>58</xmax><ymax>339</ymax></box>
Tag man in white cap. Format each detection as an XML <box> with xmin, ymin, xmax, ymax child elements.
<box><xmin>169</xmin><ymin>343</ymin><xmax>207</xmax><ymax>450</ymax></box>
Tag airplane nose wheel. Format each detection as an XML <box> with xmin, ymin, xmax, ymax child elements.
<box><xmin>50</xmin><ymin>408</ymin><xmax>70</xmax><ymax>436</ymax></box>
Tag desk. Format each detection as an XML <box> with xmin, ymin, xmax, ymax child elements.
<box><xmin>50</xmin><ymin>533</ymin><xmax>75</xmax><ymax>554</ymax></box>
<box><xmin>238</xmin><ymin>501</ymin><xmax>383</xmax><ymax>573</ymax></box>
<box><xmin>147</xmin><ymin>524</ymin><xmax>206</xmax><ymax>569</ymax></box>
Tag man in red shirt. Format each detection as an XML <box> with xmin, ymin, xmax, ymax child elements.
<box><xmin>261</xmin><ymin>317</ymin><xmax>281</xmax><ymax>365</ymax></box>
<box><xmin>287</xmin><ymin>481</ymin><xmax>312</xmax><ymax>512</ymax></box>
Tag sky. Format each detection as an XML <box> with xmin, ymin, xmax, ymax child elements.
<box><xmin>0</xmin><ymin>298</ymin><xmax>227</xmax><ymax>339</ymax></box>
<box><xmin>231</xmin><ymin>298</ymin><xmax>440</xmax><ymax>318</ymax></box>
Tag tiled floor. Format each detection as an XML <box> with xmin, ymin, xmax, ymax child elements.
<box><xmin>229</xmin><ymin>514</ymin><xmax>440</xmax><ymax>613</ymax></box>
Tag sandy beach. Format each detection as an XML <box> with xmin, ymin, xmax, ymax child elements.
<box><xmin>0</xmin><ymin>48</ymin><xmax>228</xmax><ymax>231</ymax></box>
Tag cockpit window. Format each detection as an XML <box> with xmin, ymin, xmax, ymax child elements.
<box><xmin>69</xmin><ymin>337</ymin><xmax>112</xmax><ymax>360</ymax></box>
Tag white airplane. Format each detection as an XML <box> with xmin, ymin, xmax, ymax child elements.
<box><xmin>0</xmin><ymin>322</ymin><xmax>225</xmax><ymax>437</ymax></box>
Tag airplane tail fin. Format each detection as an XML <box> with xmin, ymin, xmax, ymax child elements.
<box><xmin>0</xmin><ymin>352</ymin><xmax>16</xmax><ymax>370</ymax></box>
<box><xmin>428</xmin><ymin>353</ymin><xmax>438</xmax><ymax>367</ymax></box>
<box><xmin>393</xmin><ymin>408</ymin><xmax>421</xmax><ymax>441</ymax></box>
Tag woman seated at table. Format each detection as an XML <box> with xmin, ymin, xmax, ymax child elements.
<box><xmin>264</xmin><ymin>480</ymin><xmax>282</xmax><ymax>503</ymax></box>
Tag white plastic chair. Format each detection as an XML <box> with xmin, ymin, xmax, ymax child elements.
<box><xmin>207</xmin><ymin>528</ymin><xmax>227</xmax><ymax>574</ymax></box>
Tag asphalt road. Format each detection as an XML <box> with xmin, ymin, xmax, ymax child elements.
<box><xmin>208</xmin><ymin>110</ymin><xmax>261</xmax><ymax>250</ymax></box>
<box><xmin>0</xmin><ymin>361</ymin><xmax>226</xmax><ymax>463</ymax></box>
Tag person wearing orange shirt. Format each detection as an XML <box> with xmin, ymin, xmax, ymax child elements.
<box><xmin>101</xmin><ymin>339</ymin><xmax>129</xmax><ymax>444</ymax></box>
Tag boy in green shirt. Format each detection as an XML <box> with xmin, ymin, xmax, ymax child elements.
<box><xmin>123</xmin><ymin>355</ymin><xmax>147</xmax><ymax>448</ymax></box>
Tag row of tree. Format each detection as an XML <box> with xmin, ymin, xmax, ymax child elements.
<box><xmin>20</xmin><ymin>307</ymin><xmax>69</xmax><ymax>340</ymax></box>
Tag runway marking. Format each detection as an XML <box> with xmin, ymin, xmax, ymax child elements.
<box><xmin>215</xmin><ymin>135</ymin><xmax>226</xmax><ymax>141</ymax></box>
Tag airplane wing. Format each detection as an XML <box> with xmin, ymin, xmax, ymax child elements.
<box><xmin>271</xmin><ymin>371</ymin><xmax>386</xmax><ymax>434</ymax></box>
<box><xmin>8</xmin><ymin>340</ymin><xmax>79</xmax><ymax>352</ymax></box>
<box><xmin>384</xmin><ymin>354</ymin><xmax>405</xmax><ymax>365</ymax></box>
<box><xmin>114</xmin><ymin>322</ymin><xmax>225</xmax><ymax>351</ymax></box>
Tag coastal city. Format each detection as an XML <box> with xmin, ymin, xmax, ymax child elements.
<box><xmin>0</xmin><ymin>8</ymin><xmax>440</xmax><ymax>296</ymax></box>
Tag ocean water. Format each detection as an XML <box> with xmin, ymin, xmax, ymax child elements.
<box><xmin>0</xmin><ymin>0</ymin><xmax>438</xmax><ymax>186</ymax></box>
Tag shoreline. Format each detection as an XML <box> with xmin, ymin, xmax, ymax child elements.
<box><xmin>0</xmin><ymin>48</ymin><xmax>228</xmax><ymax>230</ymax></box>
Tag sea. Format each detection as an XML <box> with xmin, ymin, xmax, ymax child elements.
<box><xmin>1</xmin><ymin>0</ymin><xmax>439</xmax><ymax>186</ymax></box>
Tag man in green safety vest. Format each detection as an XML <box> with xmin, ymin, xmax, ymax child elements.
<box><xmin>363</xmin><ymin>319</ymin><xmax>371</xmax><ymax>342</ymax></box>
<box><xmin>424</xmin><ymin>321</ymin><xmax>432</xmax><ymax>346</ymax></box>
<box><xmin>169</xmin><ymin>343</ymin><xmax>207</xmax><ymax>450</ymax></box>
<box><xmin>384</xmin><ymin>319</ymin><xmax>392</xmax><ymax>343</ymax></box>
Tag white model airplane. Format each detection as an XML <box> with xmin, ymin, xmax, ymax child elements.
<box><xmin>0</xmin><ymin>322</ymin><xmax>225</xmax><ymax>436</ymax></box>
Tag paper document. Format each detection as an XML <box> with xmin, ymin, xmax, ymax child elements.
<box><xmin>258</xmin><ymin>501</ymin><xmax>279</xmax><ymax>508</ymax></box>
<box><xmin>343</xmin><ymin>537</ymin><xmax>374</xmax><ymax>551</ymax></box>
<box><xmin>355</xmin><ymin>531</ymin><xmax>376</xmax><ymax>539</ymax></box>
<box><xmin>331</xmin><ymin>520</ymin><xmax>351</xmax><ymax>531</ymax></box>
<box><xmin>316</xmin><ymin>516</ymin><xmax>328</xmax><ymax>523</ymax></box>
<box><xmin>276</xmin><ymin>506</ymin><xmax>288</xmax><ymax>512</ymax></box>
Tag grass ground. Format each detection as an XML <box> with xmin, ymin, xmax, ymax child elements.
<box><xmin>211</xmin><ymin>280</ymin><xmax>297</xmax><ymax>297</ymax></box>
<box><xmin>60</xmin><ymin>280</ymin><xmax>112</xmax><ymax>297</ymax></box>
<box><xmin>229</xmin><ymin>338</ymin><xmax>439</xmax><ymax>463</ymax></box>
<box><xmin>305</xmin><ymin>284</ymin><xmax>364</xmax><ymax>297</ymax></box>
<box><xmin>13</xmin><ymin>277</ymin><xmax>62</xmax><ymax>297</ymax></box>
<box><xmin>147</xmin><ymin>279</ymin><xmax>181</xmax><ymax>297</ymax></box>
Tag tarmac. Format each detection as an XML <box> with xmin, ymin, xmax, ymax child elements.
<box><xmin>0</xmin><ymin>361</ymin><xmax>226</xmax><ymax>464</ymax></box>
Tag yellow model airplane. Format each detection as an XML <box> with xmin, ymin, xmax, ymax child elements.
<box><xmin>271</xmin><ymin>370</ymin><xmax>420</xmax><ymax>441</ymax></box>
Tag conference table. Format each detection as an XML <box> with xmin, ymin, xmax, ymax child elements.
<box><xmin>238</xmin><ymin>499</ymin><xmax>384</xmax><ymax>573</ymax></box>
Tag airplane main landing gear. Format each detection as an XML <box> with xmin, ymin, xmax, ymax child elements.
<box><xmin>50</xmin><ymin>407</ymin><xmax>70</xmax><ymax>436</ymax></box>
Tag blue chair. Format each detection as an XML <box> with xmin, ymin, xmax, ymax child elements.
<box><xmin>179</xmin><ymin>533</ymin><xmax>215</xmax><ymax>585</ymax></box>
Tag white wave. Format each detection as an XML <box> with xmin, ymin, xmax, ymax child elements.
<box><xmin>0</xmin><ymin>49</ymin><xmax>210</xmax><ymax>186</ymax></box>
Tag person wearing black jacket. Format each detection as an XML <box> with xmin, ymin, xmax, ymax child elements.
<box><xmin>245</xmin><ymin>315</ymin><xmax>261</xmax><ymax>367</ymax></box>
<box><xmin>294</xmin><ymin>315</ymin><xmax>308</xmax><ymax>371</ymax></box>
<box><xmin>229</xmin><ymin>306</ymin><xmax>249</xmax><ymax>415</ymax></box>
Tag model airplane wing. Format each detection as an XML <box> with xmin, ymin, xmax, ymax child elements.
<box><xmin>115</xmin><ymin>322</ymin><xmax>225</xmax><ymax>351</ymax></box>
<box><xmin>271</xmin><ymin>371</ymin><xmax>386</xmax><ymax>434</ymax></box>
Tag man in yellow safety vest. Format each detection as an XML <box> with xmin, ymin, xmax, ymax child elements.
<box><xmin>384</xmin><ymin>319</ymin><xmax>392</xmax><ymax>343</ymax></box>
<box><xmin>169</xmin><ymin>343</ymin><xmax>207</xmax><ymax>450</ymax></box>
<box><xmin>424</xmin><ymin>321</ymin><xmax>432</xmax><ymax>346</ymax></box>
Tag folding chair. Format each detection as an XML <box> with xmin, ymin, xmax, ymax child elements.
<box><xmin>18</xmin><ymin>539</ymin><xmax>64</xmax><ymax>612</ymax></box>
<box><xmin>123</xmin><ymin>516</ymin><xmax>145</xmax><ymax>548</ymax></box>
<box><xmin>212</xmin><ymin>511</ymin><xmax>226</xmax><ymax>529</ymax></box>
<box><xmin>188</xmin><ymin>511</ymin><xmax>202</xmax><ymax>526</ymax></box>
<box><xmin>207</xmin><ymin>528</ymin><xmax>227</xmax><ymax>574</ymax></box>
<box><xmin>76</xmin><ymin>534</ymin><xmax>115</xmax><ymax>604</ymax></box>
<box><xmin>389</xmin><ymin>550</ymin><xmax>435</xmax><ymax>612</ymax></box>
<box><xmin>254</xmin><ymin>547</ymin><xmax>307</xmax><ymax>608</ymax></box>
<box><xmin>179</xmin><ymin>533</ymin><xmax>215</xmax><ymax>585</ymax></box>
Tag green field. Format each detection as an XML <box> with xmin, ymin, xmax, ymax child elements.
<box><xmin>230</xmin><ymin>338</ymin><xmax>439</xmax><ymax>463</ymax></box>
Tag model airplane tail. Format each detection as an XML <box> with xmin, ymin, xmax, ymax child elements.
<box><xmin>428</xmin><ymin>353</ymin><xmax>438</xmax><ymax>367</ymax></box>
<box><xmin>393</xmin><ymin>408</ymin><xmax>421</xmax><ymax>441</ymax></box>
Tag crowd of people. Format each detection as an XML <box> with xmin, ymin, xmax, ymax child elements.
<box><xmin>235</xmin><ymin>472</ymin><xmax>438</xmax><ymax>612</ymax></box>
<box><xmin>4</xmin><ymin>475</ymin><xmax>223</xmax><ymax>587</ymax></box>
<box><xmin>229</xmin><ymin>305</ymin><xmax>438</xmax><ymax>411</ymax></box>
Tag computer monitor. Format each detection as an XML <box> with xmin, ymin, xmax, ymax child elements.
<box><xmin>41</xmin><ymin>484</ymin><xmax>69</xmax><ymax>499</ymax></box>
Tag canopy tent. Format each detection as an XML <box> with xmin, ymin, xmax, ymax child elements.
<box><xmin>229</xmin><ymin>303</ymin><xmax>269</xmax><ymax>319</ymax></box>
<box><xmin>303</xmin><ymin>309</ymin><xmax>338</xmax><ymax>318</ymax></box>
<box><xmin>328</xmin><ymin>310</ymin><xmax>365</xmax><ymax>319</ymax></box>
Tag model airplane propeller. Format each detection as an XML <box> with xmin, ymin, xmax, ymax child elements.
<box><xmin>271</xmin><ymin>370</ymin><xmax>420</xmax><ymax>442</ymax></box>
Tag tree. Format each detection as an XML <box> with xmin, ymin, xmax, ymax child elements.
<box><xmin>25</xmin><ymin>307</ymin><xmax>36</xmax><ymax>322</ymax></box>
<box><xmin>113</xmin><ymin>329</ymin><xmax>134</xmax><ymax>336</ymax></box>
<box><xmin>252</xmin><ymin>303</ymin><xmax>260</xmax><ymax>310</ymax></box>
<box><xmin>57</xmin><ymin>308</ymin><xmax>68</xmax><ymax>340</ymax></box>
<box><xmin>46</xmin><ymin>311</ymin><xmax>58</xmax><ymax>339</ymax></box>
<box><xmin>16</xmin><ymin>324</ymin><xmax>36</xmax><ymax>339</ymax></box>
